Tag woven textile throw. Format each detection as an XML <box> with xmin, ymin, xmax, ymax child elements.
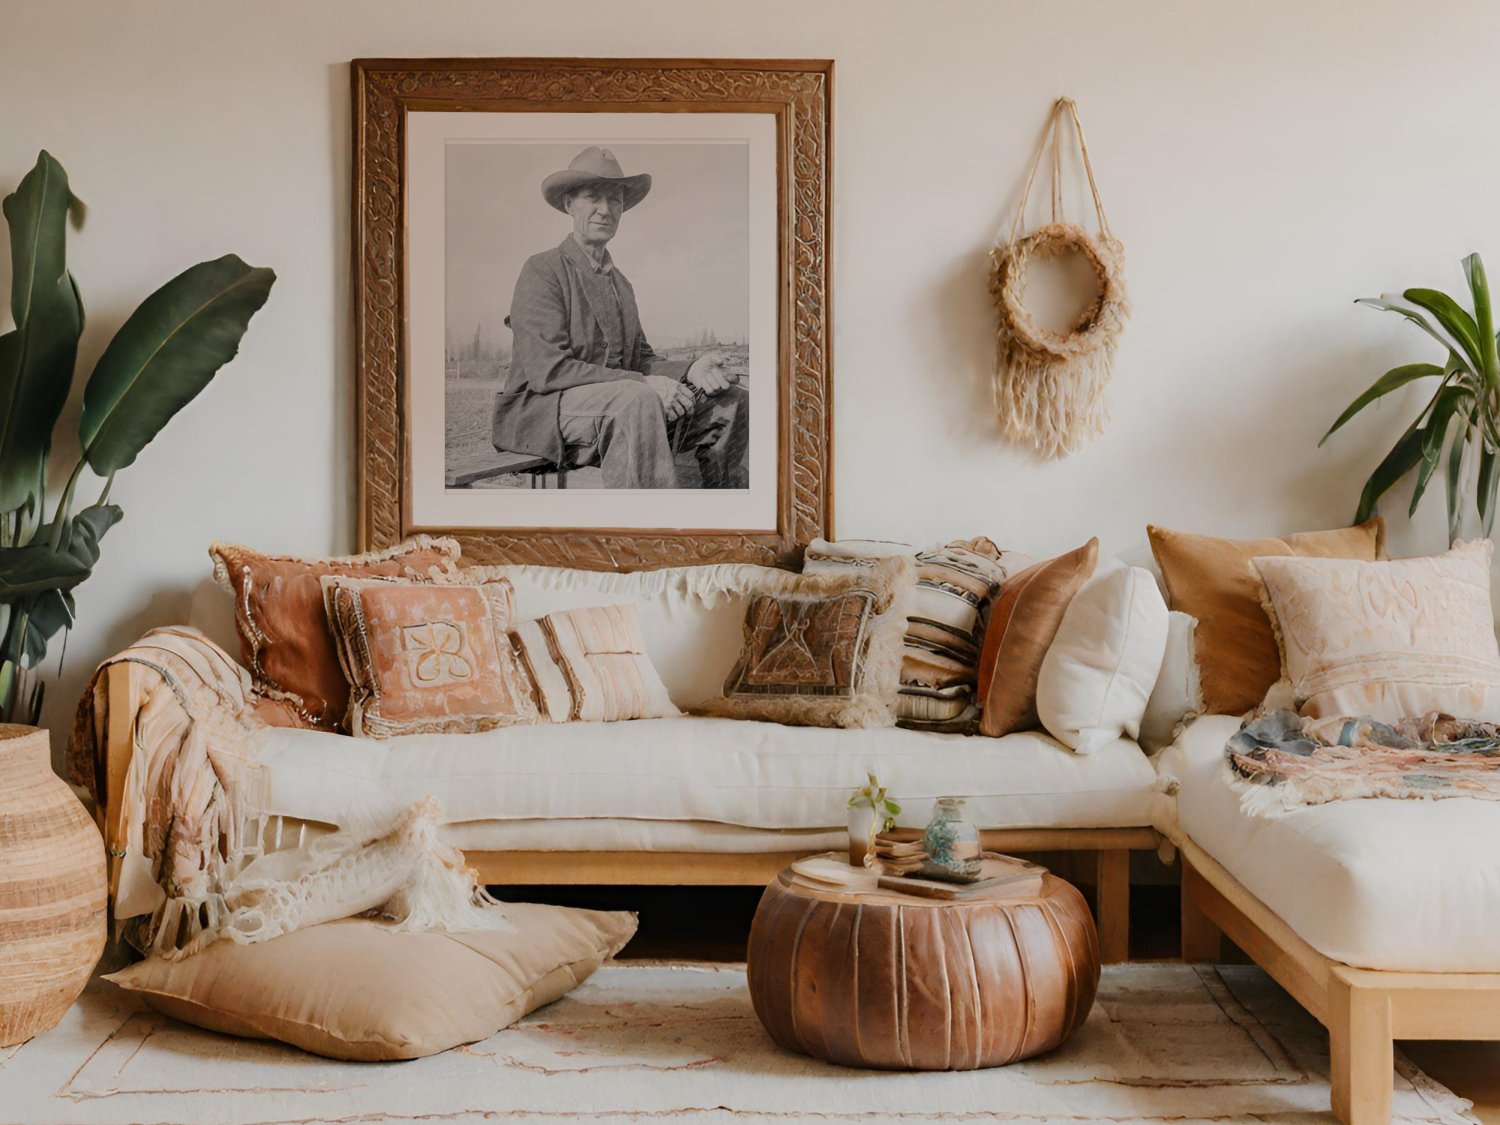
<box><xmin>1226</xmin><ymin>708</ymin><xmax>1500</xmax><ymax>816</ymax></box>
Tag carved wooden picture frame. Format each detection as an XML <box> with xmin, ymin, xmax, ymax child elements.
<box><xmin>352</xmin><ymin>58</ymin><xmax>832</xmax><ymax>569</ymax></box>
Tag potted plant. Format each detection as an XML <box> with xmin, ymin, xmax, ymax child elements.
<box><xmin>846</xmin><ymin>772</ymin><xmax>901</xmax><ymax>865</ymax></box>
<box><xmin>0</xmin><ymin>150</ymin><xmax>275</xmax><ymax>724</ymax></box>
<box><xmin>1323</xmin><ymin>253</ymin><xmax>1500</xmax><ymax>543</ymax></box>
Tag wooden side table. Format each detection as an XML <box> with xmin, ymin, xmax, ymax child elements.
<box><xmin>747</xmin><ymin>860</ymin><xmax>1100</xmax><ymax>1070</ymax></box>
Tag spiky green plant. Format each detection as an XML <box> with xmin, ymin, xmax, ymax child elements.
<box><xmin>0</xmin><ymin>151</ymin><xmax>275</xmax><ymax>724</ymax></box>
<box><xmin>1323</xmin><ymin>253</ymin><xmax>1500</xmax><ymax>544</ymax></box>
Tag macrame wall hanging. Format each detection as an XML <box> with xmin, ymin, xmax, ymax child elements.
<box><xmin>990</xmin><ymin>97</ymin><xmax>1129</xmax><ymax>460</ymax></box>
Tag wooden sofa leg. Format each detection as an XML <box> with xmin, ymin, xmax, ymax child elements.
<box><xmin>1328</xmin><ymin>968</ymin><xmax>1393</xmax><ymax>1125</ymax></box>
<box><xmin>1179</xmin><ymin>858</ymin><xmax>1224</xmax><ymax>963</ymax></box>
<box><xmin>1094</xmin><ymin>848</ymin><xmax>1129</xmax><ymax>964</ymax></box>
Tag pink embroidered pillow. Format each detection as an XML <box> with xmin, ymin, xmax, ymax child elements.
<box><xmin>322</xmin><ymin>575</ymin><xmax>539</xmax><ymax>738</ymax></box>
<box><xmin>1254</xmin><ymin>540</ymin><xmax>1500</xmax><ymax>722</ymax></box>
<box><xmin>510</xmin><ymin>603</ymin><xmax>679</xmax><ymax>723</ymax></box>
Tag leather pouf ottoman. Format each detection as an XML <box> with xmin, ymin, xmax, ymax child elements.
<box><xmin>747</xmin><ymin>866</ymin><xmax>1100</xmax><ymax>1070</ymax></box>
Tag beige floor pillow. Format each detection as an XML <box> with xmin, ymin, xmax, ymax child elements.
<box><xmin>105</xmin><ymin>902</ymin><xmax>636</xmax><ymax>1061</ymax></box>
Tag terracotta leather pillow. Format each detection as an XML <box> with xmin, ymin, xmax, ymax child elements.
<box><xmin>977</xmin><ymin>538</ymin><xmax>1099</xmax><ymax>738</ymax></box>
<box><xmin>210</xmin><ymin>537</ymin><xmax>461</xmax><ymax>730</ymax></box>
<box><xmin>105</xmin><ymin>904</ymin><xmax>637</xmax><ymax>1061</ymax></box>
<box><xmin>323</xmin><ymin>575</ymin><xmax>540</xmax><ymax>738</ymax></box>
<box><xmin>1147</xmin><ymin>518</ymin><xmax>1385</xmax><ymax>716</ymax></box>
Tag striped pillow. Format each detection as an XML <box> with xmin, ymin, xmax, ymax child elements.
<box><xmin>804</xmin><ymin>538</ymin><xmax>1025</xmax><ymax>731</ymax></box>
<box><xmin>510</xmin><ymin>603</ymin><xmax>679</xmax><ymax>723</ymax></box>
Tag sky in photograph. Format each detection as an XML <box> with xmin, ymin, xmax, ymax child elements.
<box><xmin>444</xmin><ymin>140</ymin><xmax>749</xmax><ymax>351</ymax></box>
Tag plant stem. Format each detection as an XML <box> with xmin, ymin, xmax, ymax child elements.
<box><xmin>97</xmin><ymin>470</ymin><xmax>116</xmax><ymax>506</ymax></box>
<box><xmin>48</xmin><ymin>457</ymin><xmax>86</xmax><ymax>552</ymax></box>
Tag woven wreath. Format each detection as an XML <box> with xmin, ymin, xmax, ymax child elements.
<box><xmin>991</xmin><ymin>100</ymin><xmax>1129</xmax><ymax>460</ymax></box>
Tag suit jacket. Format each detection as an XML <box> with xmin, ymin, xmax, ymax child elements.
<box><xmin>492</xmin><ymin>236</ymin><xmax>691</xmax><ymax>467</ymax></box>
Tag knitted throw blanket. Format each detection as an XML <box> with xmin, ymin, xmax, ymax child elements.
<box><xmin>1226</xmin><ymin>708</ymin><xmax>1500</xmax><ymax>816</ymax></box>
<box><xmin>70</xmin><ymin>627</ymin><xmax>509</xmax><ymax>959</ymax></box>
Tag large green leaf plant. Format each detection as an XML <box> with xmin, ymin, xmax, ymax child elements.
<box><xmin>1324</xmin><ymin>253</ymin><xmax>1500</xmax><ymax>544</ymax></box>
<box><xmin>0</xmin><ymin>151</ymin><xmax>274</xmax><ymax>725</ymax></box>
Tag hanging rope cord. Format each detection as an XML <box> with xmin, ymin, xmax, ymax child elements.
<box><xmin>990</xmin><ymin>97</ymin><xmax>1129</xmax><ymax>460</ymax></box>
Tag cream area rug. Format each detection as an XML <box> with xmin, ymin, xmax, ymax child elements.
<box><xmin>0</xmin><ymin>963</ymin><xmax>1475</xmax><ymax>1124</ymax></box>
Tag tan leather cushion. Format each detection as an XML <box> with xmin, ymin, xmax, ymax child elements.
<box><xmin>210</xmin><ymin>537</ymin><xmax>461</xmax><ymax>730</ymax></box>
<box><xmin>323</xmin><ymin>575</ymin><xmax>540</xmax><ymax>738</ymax></box>
<box><xmin>1147</xmin><ymin>518</ymin><xmax>1385</xmax><ymax>716</ymax></box>
<box><xmin>105</xmin><ymin>904</ymin><xmax>637</xmax><ymax>1061</ymax></box>
<box><xmin>977</xmin><ymin>539</ymin><xmax>1099</xmax><ymax>737</ymax></box>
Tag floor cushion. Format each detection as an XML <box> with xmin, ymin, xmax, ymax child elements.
<box><xmin>105</xmin><ymin>902</ymin><xmax>637</xmax><ymax>1060</ymax></box>
<box><xmin>1158</xmin><ymin>714</ymin><xmax>1500</xmax><ymax>972</ymax></box>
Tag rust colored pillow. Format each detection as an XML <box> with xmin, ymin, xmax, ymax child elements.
<box><xmin>977</xmin><ymin>539</ymin><xmax>1099</xmax><ymax>738</ymax></box>
<box><xmin>323</xmin><ymin>575</ymin><xmax>540</xmax><ymax>738</ymax></box>
<box><xmin>1147</xmin><ymin>518</ymin><xmax>1385</xmax><ymax>716</ymax></box>
<box><xmin>210</xmin><ymin>537</ymin><xmax>461</xmax><ymax>730</ymax></box>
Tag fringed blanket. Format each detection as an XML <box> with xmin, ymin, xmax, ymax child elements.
<box><xmin>69</xmin><ymin>627</ymin><xmax>509</xmax><ymax>959</ymax></box>
<box><xmin>1227</xmin><ymin>708</ymin><xmax>1500</xmax><ymax>816</ymax></box>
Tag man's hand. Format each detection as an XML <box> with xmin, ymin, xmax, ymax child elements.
<box><xmin>644</xmin><ymin>374</ymin><xmax>695</xmax><ymax>422</ymax></box>
<box><xmin>686</xmin><ymin>349</ymin><xmax>732</xmax><ymax>396</ymax></box>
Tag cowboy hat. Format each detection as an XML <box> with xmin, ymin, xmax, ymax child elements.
<box><xmin>541</xmin><ymin>146</ymin><xmax>652</xmax><ymax>213</ymax></box>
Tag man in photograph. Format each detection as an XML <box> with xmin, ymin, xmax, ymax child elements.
<box><xmin>492</xmin><ymin>146</ymin><xmax>750</xmax><ymax>489</ymax></box>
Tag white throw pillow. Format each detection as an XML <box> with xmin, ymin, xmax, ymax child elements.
<box><xmin>1036</xmin><ymin>564</ymin><xmax>1169</xmax><ymax>754</ymax></box>
<box><xmin>1138</xmin><ymin>611</ymin><xmax>1202</xmax><ymax>752</ymax></box>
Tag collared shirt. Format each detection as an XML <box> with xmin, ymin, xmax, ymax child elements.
<box><xmin>572</xmin><ymin>233</ymin><xmax>628</xmax><ymax>366</ymax></box>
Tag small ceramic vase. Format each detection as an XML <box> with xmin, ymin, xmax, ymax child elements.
<box><xmin>847</xmin><ymin>804</ymin><xmax>878</xmax><ymax>866</ymax></box>
<box><xmin>921</xmin><ymin>797</ymin><xmax>983</xmax><ymax>882</ymax></box>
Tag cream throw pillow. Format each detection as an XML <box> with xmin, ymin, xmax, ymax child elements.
<box><xmin>105</xmin><ymin>903</ymin><xmax>637</xmax><ymax>1061</ymax></box>
<box><xmin>510</xmin><ymin>603</ymin><xmax>680</xmax><ymax>723</ymax></box>
<box><xmin>1254</xmin><ymin>540</ymin><xmax>1500</xmax><ymax>722</ymax></box>
<box><xmin>1035</xmin><ymin>564</ymin><xmax>1169</xmax><ymax>754</ymax></box>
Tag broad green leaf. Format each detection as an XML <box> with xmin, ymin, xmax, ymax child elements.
<box><xmin>0</xmin><ymin>542</ymin><xmax>90</xmax><ymax>598</ymax></box>
<box><xmin>1481</xmin><ymin>447</ymin><xmax>1500</xmax><ymax>536</ymax></box>
<box><xmin>0</xmin><ymin>151</ymin><xmax>84</xmax><ymax>512</ymax></box>
<box><xmin>1358</xmin><ymin>296</ymin><xmax>1475</xmax><ymax>372</ymax></box>
<box><xmin>1463</xmin><ymin>253</ymin><xmax>1499</xmax><ymax>389</ymax></box>
<box><xmin>1355</xmin><ymin>422</ymin><xmax>1425</xmax><ymax>523</ymax></box>
<box><xmin>1404</xmin><ymin>287</ymin><xmax>1483</xmax><ymax>372</ymax></box>
<box><xmin>79</xmin><ymin>255</ymin><xmax>274</xmax><ymax>474</ymax></box>
<box><xmin>1446</xmin><ymin>414</ymin><xmax>1470</xmax><ymax>544</ymax></box>
<box><xmin>1320</xmin><ymin>363</ymin><xmax>1443</xmax><ymax>445</ymax></box>
<box><xmin>1410</xmin><ymin>387</ymin><xmax>1469</xmax><ymax>517</ymax></box>
<box><xmin>50</xmin><ymin>503</ymin><xmax>121</xmax><ymax>568</ymax></box>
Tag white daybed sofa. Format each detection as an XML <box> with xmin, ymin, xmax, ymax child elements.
<box><xmin>1159</xmin><ymin>714</ymin><xmax>1500</xmax><ymax>1125</ymax></box>
<box><xmin>95</xmin><ymin>561</ymin><xmax>1164</xmax><ymax>964</ymax></box>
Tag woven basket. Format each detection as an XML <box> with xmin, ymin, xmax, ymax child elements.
<box><xmin>0</xmin><ymin>724</ymin><xmax>106</xmax><ymax>1046</ymax></box>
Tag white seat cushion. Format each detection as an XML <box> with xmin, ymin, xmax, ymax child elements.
<box><xmin>248</xmin><ymin>717</ymin><xmax>1157</xmax><ymax>834</ymax></box>
<box><xmin>1158</xmin><ymin>714</ymin><xmax>1500</xmax><ymax>972</ymax></box>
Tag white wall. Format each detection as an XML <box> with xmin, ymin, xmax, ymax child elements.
<box><xmin>3</xmin><ymin>0</ymin><xmax>1497</xmax><ymax>746</ymax></box>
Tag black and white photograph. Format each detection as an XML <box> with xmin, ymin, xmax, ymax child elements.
<box><xmin>443</xmin><ymin>140</ymin><xmax>752</xmax><ymax>492</ymax></box>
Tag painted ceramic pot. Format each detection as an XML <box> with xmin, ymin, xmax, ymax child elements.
<box><xmin>0</xmin><ymin>725</ymin><xmax>107</xmax><ymax>1046</ymax></box>
<box><xmin>921</xmin><ymin>796</ymin><xmax>983</xmax><ymax>882</ymax></box>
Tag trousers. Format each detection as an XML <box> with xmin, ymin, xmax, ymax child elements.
<box><xmin>557</xmin><ymin>379</ymin><xmax>749</xmax><ymax>489</ymax></box>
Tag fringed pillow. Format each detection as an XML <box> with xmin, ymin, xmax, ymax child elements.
<box><xmin>698</xmin><ymin>555</ymin><xmax>916</xmax><ymax>729</ymax></box>
<box><xmin>210</xmin><ymin>537</ymin><xmax>461</xmax><ymax>730</ymax></box>
<box><xmin>803</xmin><ymin>538</ymin><xmax>1025</xmax><ymax>731</ymax></box>
<box><xmin>322</xmin><ymin>575</ymin><xmax>540</xmax><ymax>738</ymax></box>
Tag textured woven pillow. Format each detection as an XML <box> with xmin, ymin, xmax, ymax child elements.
<box><xmin>803</xmin><ymin>537</ymin><xmax>1024</xmax><ymax>731</ymax></box>
<box><xmin>322</xmin><ymin>575</ymin><xmax>539</xmax><ymax>738</ymax></box>
<box><xmin>700</xmin><ymin>555</ymin><xmax>915</xmax><ymax>729</ymax></box>
<box><xmin>1035</xmin><ymin>564</ymin><xmax>1169</xmax><ymax>753</ymax></box>
<box><xmin>105</xmin><ymin>904</ymin><xmax>636</xmax><ymax>1061</ymax></box>
<box><xmin>1147</xmin><ymin>519</ymin><xmax>1384</xmax><ymax>717</ymax></box>
<box><xmin>1254</xmin><ymin>540</ymin><xmax>1500</xmax><ymax>722</ymax></box>
<box><xmin>977</xmin><ymin>539</ymin><xmax>1099</xmax><ymax>738</ymax></box>
<box><xmin>510</xmin><ymin>603</ymin><xmax>679</xmax><ymax>723</ymax></box>
<box><xmin>210</xmin><ymin>537</ymin><xmax>461</xmax><ymax>730</ymax></box>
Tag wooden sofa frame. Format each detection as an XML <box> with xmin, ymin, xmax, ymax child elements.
<box><xmin>1178</xmin><ymin>835</ymin><xmax>1500</xmax><ymax>1125</ymax></box>
<box><xmin>99</xmin><ymin>661</ymin><xmax>1156</xmax><ymax>963</ymax></box>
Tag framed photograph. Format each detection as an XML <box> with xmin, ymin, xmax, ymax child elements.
<box><xmin>352</xmin><ymin>58</ymin><xmax>833</xmax><ymax>569</ymax></box>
